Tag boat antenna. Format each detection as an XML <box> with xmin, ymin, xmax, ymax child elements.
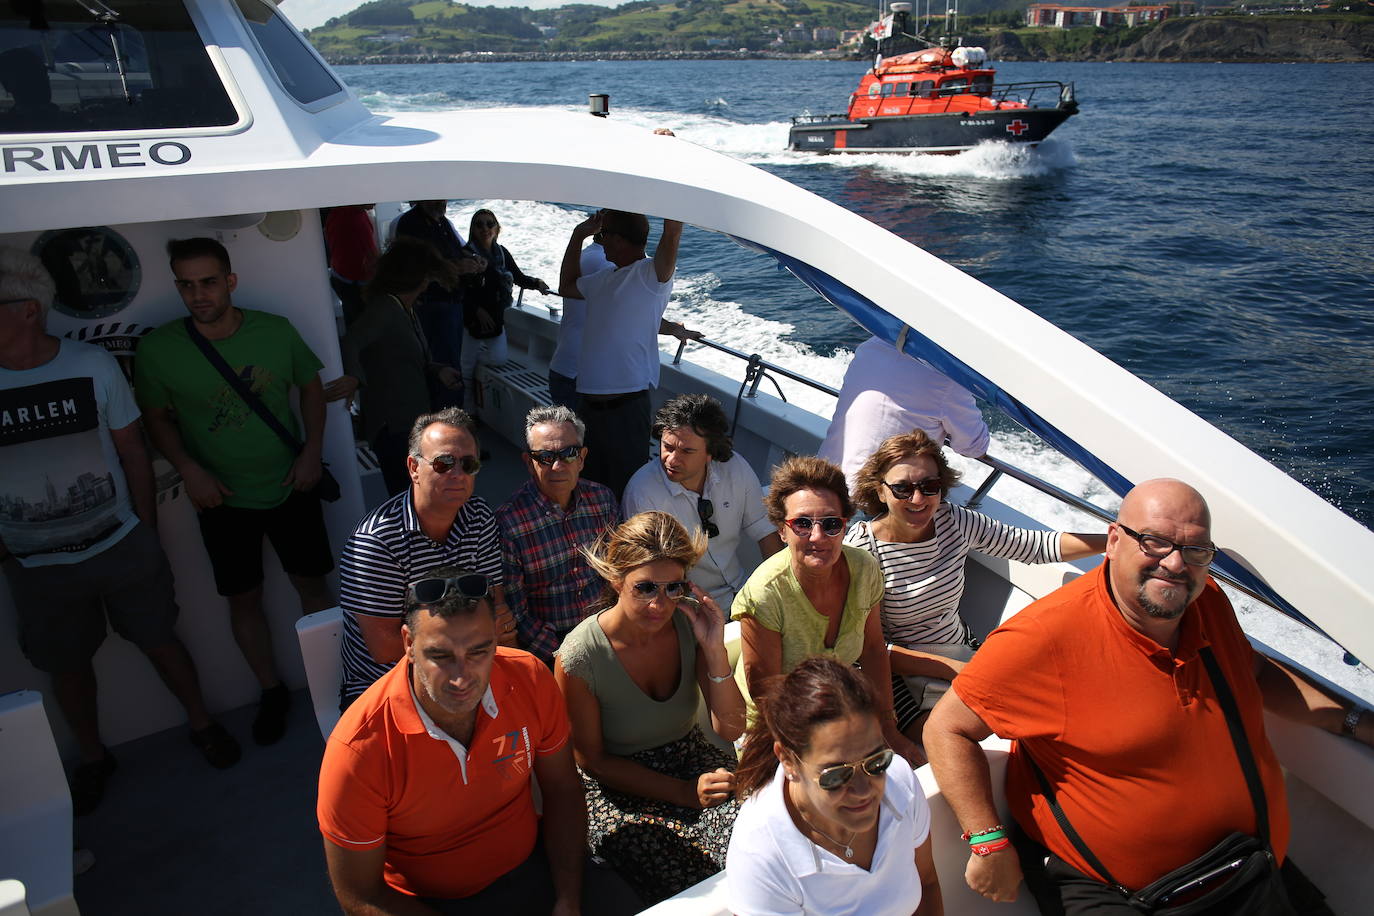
<box><xmin>70</xmin><ymin>0</ymin><xmax>133</xmax><ymax>105</ymax></box>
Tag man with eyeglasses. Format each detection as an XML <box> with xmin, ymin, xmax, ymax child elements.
<box><xmin>496</xmin><ymin>405</ymin><xmax>618</xmax><ymax>663</ymax></box>
<box><xmin>338</xmin><ymin>407</ymin><xmax>513</xmax><ymax>706</ymax></box>
<box><xmin>623</xmin><ymin>393</ymin><xmax>782</xmax><ymax>612</ymax></box>
<box><xmin>926</xmin><ymin>479</ymin><xmax>1365</xmax><ymax>913</ymax></box>
<box><xmin>318</xmin><ymin>564</ymin><xmax>641</xmax><ymax>915</ymax></box>
<box><xmin>557</xmin><ymin>206</ymin><xmax>698</xmax><ymax>499</ymax></box>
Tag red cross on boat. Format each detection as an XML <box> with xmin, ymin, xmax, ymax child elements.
<box><xmin>1006</xmin><ymin>119</ymin><xmax>1030</xmax><ymax>137</ymax></box>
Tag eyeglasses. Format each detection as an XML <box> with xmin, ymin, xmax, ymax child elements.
<box><xmin>416</xmin><ymin>453</ymin><xmax>481</xmax><ymax>476</ymax></box>
<box><xmin>408</xmin><ymin>573</ymin><xmax>490</xmax><ymax>606</ymax></box>
<box><xmin>697</xmin><ymin>497</ymin><xmax>720</xmax><ymax>538</ymax></box>
<box><xmin>809</xmin><ymin>748</ymin><xmax>895</xmax><ymax>791</ymax></box>
<box><xmin>527</xmin><ymin>445</ymin><xmax>582</xmax><ymax>466</ymax></box>
<box><xmin>784</xmin><ymin>516</ymin><xmax>846</xmax><ymax>538</ymax></box>
<box><xmin>881</xmin><ymin>478</ymin><xmax>942</xmax><ymax>500</ymax></box>
<box><xmin>1116</xmin><ymin>523</ymin><xmax>1216</xmax><ymax>567</ymax></box>
<box><xmin>628</xmin><ymin>580</ymin><xmax>693</xmax><ymax>601</ymax></box>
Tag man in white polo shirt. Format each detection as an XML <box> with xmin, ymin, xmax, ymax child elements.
<box><xmin>558</xmin><ymin>208</ymin><xmax>696</xmax><ymax>499</ymax></box>
<box><xmin>623</xmin><ymin>393</ymin><xmax>782</xmax><ymax>612</ymax></box>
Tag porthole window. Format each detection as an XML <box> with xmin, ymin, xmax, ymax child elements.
<box><xmin>33</xmin><ymin>227</ymin><xmax>142</xmax><ymax>319</ymax></box>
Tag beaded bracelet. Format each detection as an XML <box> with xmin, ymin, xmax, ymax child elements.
<box><xmin>960</xmin><ymin>824</ymin><xmax>1007</xmax><ymax>842</ymax></box>
<box><xmin>970</xmin><ymin>837</ymin><xmax>1012</xmax><ymax>857</ymax></box>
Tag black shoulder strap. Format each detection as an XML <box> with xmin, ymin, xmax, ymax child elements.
<box><xmin>182</xmin><ymin>317</ymin><xmax>302</xmax><ymax>454</ymax></box>
<box><xmin>1024</xmin><ymin>644</ymin><xmax>1271</xmax><ymax>892</ymax></box>
<box><xmin>1198</xmin><ymin>646</ymin><xmax>1270</xmax><ymax>843</ymax></box>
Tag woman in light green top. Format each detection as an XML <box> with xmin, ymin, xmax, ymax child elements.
<box><xmin>732</xmin><ymin>456</ymin><xmax>923</xmax><ymax>766</ymax></box>
<box><xmin>555</xmin><ymin>511</ymin><xmax>746</xmax><ymax>904</ymax></box>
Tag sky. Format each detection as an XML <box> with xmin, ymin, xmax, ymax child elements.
<box><xmin>282</xmin><ymin>0</ymin><xmax>615</xmax><ymax>31</ymax></box>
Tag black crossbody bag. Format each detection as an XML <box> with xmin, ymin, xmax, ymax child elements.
<box><xmin>183</xmin><ymin>318</ymin><xmax>341</xmax><ymax>503</ymax></box>
<box><xmin>1025</xmin><ymin>647</ymin><xmax>1294</xmax><ymax>915</ymax></box>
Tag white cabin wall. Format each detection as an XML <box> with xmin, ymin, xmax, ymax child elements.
<box><xmin>0</xmin><ymin>213</ymin><xmax>363</xmax><ymax>754</ymax></box>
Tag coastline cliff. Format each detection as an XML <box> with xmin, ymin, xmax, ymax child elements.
<box><xmin>986</xmin><ymin>18</ymin><xmax>1374</xmax><ymax>63</ymax></box>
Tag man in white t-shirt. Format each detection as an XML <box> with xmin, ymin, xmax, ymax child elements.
<box><xmin>819</xmin><ymin>336</ymin><xmax>989</xmax><ymax>490</ymax></box>
<box><xmin>623</xmin><ymin>393</ymin><xmax>782</xmax><ymax>612</ymax></box>
<box><xmin>558</xmin><ymin>208</ymin><xmax>697</xmax><ymax>499</ymax></box>
<box><xmin>0</xmin><ymin>247</ymin><xmax>238</xmax><ymax>815</ymax></box>
<box><xmin>547</xmin><ymin>241</ymin><xmax>610</xmax><ymax>410</ymax></box>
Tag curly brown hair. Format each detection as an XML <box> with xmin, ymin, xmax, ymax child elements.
<box><xmin>763</xmin><ymin>456</ymin><xmax>854</xmax><ymax>526</ymax></box>
<box><xmin>582</xmin><ymin>511</ymin><xmax>707</xmax><ymax>608</ymax></box>
<box><xmin>851</xmin><ymin>429</ymin><xmax>960</xmax><ymax>517</ymax></box>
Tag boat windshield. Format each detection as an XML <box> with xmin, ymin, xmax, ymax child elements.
<box><xmin>0</xmin><ymin>1</ymin><xmax>237</xmax><ymax>135</ymax></box>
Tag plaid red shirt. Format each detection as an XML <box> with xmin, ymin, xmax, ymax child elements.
<box><xmin>497</xmin><ymin>479</ymin><xmax>619</xmax><ymax>662</ymax></box>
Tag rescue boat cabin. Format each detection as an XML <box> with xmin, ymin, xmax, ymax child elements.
<box><xmin>846</xmin><ymin>47</ymin><xmax>1028</xmax><ymax>120</ymax></box>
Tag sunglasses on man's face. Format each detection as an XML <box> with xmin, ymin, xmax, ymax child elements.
<box><xmin>881</xmin><ymin>478</ymin><xmax>942</xmax><ymax>500</ymax></box>
<box><xmin>416</xmin><ymin>453</ymin><xmax>481</xmax><ymax>476</ymax></box>
<box><xmin>408</xmin><ymin>573</ymin><xmax>490</xmax><ymax>606</ymax></box>
<box><xmin>628</xmin><ymin>580</ymin><xmax>693</xmax><ymax>601</ymax></box>
<box><xmin>812</xmin><ymin>748</ymin><xmax>895</xmax><ymax>791</ymax></box>
<box><xmin>784</xmin><ymin>516</ymin><xmax>846</xmax><ymax>538</ymax></box>
<box><xmin>527</xmin><ymin>445</ymin><xmax>582</xmax><ymax>466</ymax></box>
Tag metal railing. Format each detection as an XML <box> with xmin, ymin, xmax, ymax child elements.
<box><xmin>667</xmin><ymin>332</ymin><xmax>1285</xmax><ymax>617</ymax></box>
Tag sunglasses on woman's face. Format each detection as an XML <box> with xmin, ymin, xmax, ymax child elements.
<box><xmin>408</xmin><ymin>573</ymin><xmax>490</xmax><ymax>606</ymax></box>
<box><xmin>881</xmin><ymin>478</ymin><xmax>942</xmax><ymax>500</ymax></box>
<box><xmin>417</xmin><ymin>453</ymin><xmax>481</xmax><ymax>476</ymax></box>
<box><xmin>784</xmin><ymin>516</ymin><xmax>846</xmax><ymax>538</ymax></box>
<box><xmin>628</xmin><ymin>580</ymin><xmax>693</xmax><ymax>601</ymax></box>
<box><xmin>527</xmin><ymin>445</ymin><xmax>582</xmax><ymax>466</ymax></box>
<box><xmin>811</xmin><ymin>748</ymin><xmax>895</xmax><ymax>791</ymax></box>
<box><xmin>473</xmin><ymin>219</ymin><xmax>498</xmax><ymax>228</ymax></box>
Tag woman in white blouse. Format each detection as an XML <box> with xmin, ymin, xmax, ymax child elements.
<box><xmin>846</xmin><ymin>430</ymin><xmax>1106</xmax><ymax>747</ymax></box>
<box><xmin>725</xmin><ymin>656</ymin><xmax>943</xmax><ymax>916</ymax></box>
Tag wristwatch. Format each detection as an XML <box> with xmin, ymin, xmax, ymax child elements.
<box><xmin>1342</xmin><ymin>705</ymin><xmax>1365</xmax><ymax>736</ymax></box>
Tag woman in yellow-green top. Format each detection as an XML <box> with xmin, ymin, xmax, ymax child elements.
<box><xmin>732</xmin><ymin>455</ymin><xmax>923</xmax><ymax>767</ymax></box>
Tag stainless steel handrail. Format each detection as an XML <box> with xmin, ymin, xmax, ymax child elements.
<box><xmin>671</xmin><ymin>336</ymin><xmax>841</xmax><ymax>399</ymax></box>
<box><xmin>620</xmin><ymin>319</ymin><xmax>1290</xmax><ymax>618</ymax></box>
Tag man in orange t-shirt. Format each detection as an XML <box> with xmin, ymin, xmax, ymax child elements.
<box><xmin>926</xmin><ymin>479</ymin><xmax>1369</xmax><ymax>911</ymax></box>
<box><xmin>317</xmin><ymin>565</ymin><xmax>640</xmax><ymax>915</ymax></box>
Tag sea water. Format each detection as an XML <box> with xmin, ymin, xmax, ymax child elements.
<box><xmin>335</xmin><ymin>60</ymin><xmax>1374</xmax><ymax>701</ymax></box>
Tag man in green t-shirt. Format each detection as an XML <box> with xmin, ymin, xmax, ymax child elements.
<box><xmin>135</xmin><ymin>237</ymin><xmax>334</xmax><ymax>746</ymax></box>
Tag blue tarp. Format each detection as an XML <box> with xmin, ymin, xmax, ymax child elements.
<box><xmin>738</xmin><ymin>235</ymin><xmax>1323</xmax><ymax>638</ymax></box>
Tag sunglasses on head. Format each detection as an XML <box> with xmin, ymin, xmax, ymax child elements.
<box><xmin>628</xmin><ymin>580</ymin><xmax>693</xmax><ymax>601</ymax></box>
<box><xmin>408</xmin><ymin>573</ymin><xmax>490</xmax><ymax>606</ymax></box>
<box><xmin>416</xmin><ymin>453</ymin><xmax>481</xmax><ymax>476</ymax></box>
<box><xmin>697</xmin><ymin>497</ymin><xmax>720</xmax><ymax>538</ymax></box>
<box><xmin>527</xmin><ymin>445</ymin><xmax>582</xmax><ymax>466</ymax></box>
<box><xmin>785</xmin><ymin>516</ymin><xmax>846</xmax><ymax>538</ymax></box>
<box><xmin>811</xmin><ymin>748</ymin><xmax>895</xmax><ymax>791</ymax></box>
<box><xmin>881</xmin><ymin>478</ymin><xmax>942</xmax><ymax>500</ymax></box>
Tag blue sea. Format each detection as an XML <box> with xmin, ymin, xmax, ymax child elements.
<box><xmin>337</xmin><ymin>58</ymin><xmax>1374</xmax><ymax>535</ymax></box>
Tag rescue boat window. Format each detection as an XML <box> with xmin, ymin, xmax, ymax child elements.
<box><xmin>895</xmin><ymin>82</ymin><xmax>909</xmax><ymax>97</ymax></box>
<box><xmin>880</xmin><ymin>83</ymin><xmax>894</xmax><ymax>98</ymax></box>
<box><xmin>234</xmin><ymin>0</ymin><xmax>342</xmax><ymax>107</ymax></box>
<box><xmin>939</xmin><ymin>78</ymin><xmax>969</xmax><ymax>96</ymax></box>
<box><xmin>914</xmin><ymin>80</ymin><xmax>934</xmax><ymax>99</ymax></box>
<box><xmin>971</xmin><ymin>75</ymin><xmax>993</xmax><ymax>96</ymax></box>
<box><xmin>0</xmin><ymin>2</ymin><xmax>238</xmax><ymax>134</ymax></box>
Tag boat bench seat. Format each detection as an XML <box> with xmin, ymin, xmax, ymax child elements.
<box><xmin>0</xmin><ymin>690</ymin><xmax>79</xmax><ymax>916</ymax></box>
<box><xmin>296</xmin><ymin>607</ymin><xmax>344</xmax><ymax>739</ymax></box>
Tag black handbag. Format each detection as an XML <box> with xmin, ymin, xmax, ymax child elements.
<box><xmin>1025</xmin><ymin>647</ymin><xmax>1294</xmax><ymax>915</ymax></box>
<box><xmin>182</xmin><ymin>317</ymin><xmax>341</xmax><ymax>503</ymax></box>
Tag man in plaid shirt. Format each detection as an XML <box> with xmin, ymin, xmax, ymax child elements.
<box><xmin>498</xmin><ymin>405</ymin><xmax>619</xmax><ymax>663</ymax></box>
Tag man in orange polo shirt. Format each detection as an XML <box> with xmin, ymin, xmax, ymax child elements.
<box><xmin>317</xmin><ymin>565</ymin><xmax>640</xmax><ymax>915</ymax></box>
<box><xmin>925</xmin><ymin>479</ymin><xmax>1369</xmax><ymax>912</ymax></box>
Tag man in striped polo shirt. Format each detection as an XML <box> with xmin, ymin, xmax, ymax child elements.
<box><xmin>337</xmin><ymin>407</ymin><xmax>515</xmax><ymax>706</ymax></box>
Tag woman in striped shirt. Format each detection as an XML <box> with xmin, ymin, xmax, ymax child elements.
<box><xmin>844</xmin><ymin>431</ymin><xmax>1106</xmax><ymax>747</ymax></box>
